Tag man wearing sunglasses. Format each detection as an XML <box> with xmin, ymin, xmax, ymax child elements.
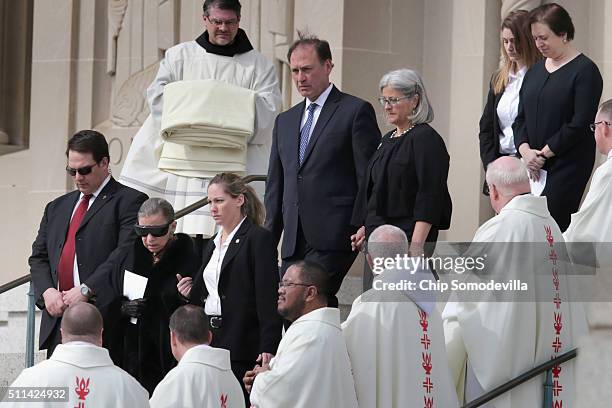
<box><xmin>29</xmin><ymin>130</ymin><xmax>148</xmax><ymax>357</ymax></box>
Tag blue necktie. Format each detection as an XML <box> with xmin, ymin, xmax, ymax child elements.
<box><xmin>299</xmin><ymin>103</ymin><xmax>318</xmax><ymax>164</ymax></box>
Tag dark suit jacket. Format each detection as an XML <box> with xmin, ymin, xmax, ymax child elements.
<box><xmin>189</xmin><ymin>219</ymin><xmax>282</xmax><ymax>362</ymax></box>
<box><xmin>29</xmin><ymin>177</ymin><xmax>148</xmax><ymax>349</ymax></box>
<box><xmin>478</xmin><ymin>82</ymin><xmax>504</xmax><ymax>171</ymax></box>
<box><xmin>264</xmin><ymin>85</ymin><xmax>380</xmax><ymax>257</ymax></box>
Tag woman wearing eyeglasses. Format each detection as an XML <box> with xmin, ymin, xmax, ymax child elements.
<box><xmin>177</xmin><ymin>172</ymin><xmax>282</xmax><ymax>404</ymax></box>
<box><xmin>478</xmin><ymin>10</ymin><xmax>541</xmax><ymax>195</ymax></box>
<box><xmin>350</xmin><ymin>69</ymin><xmax>452</xmax><ymax>272</ymax></box>
<box><xmin>513</xmin><ymin>3</ymin><xmax>603</xmax><ymax>231</ymax></box>
<box><xmin>103</xmin><ymin>197</ymin><xmax>200</xmax><ymax>394</ymax></box>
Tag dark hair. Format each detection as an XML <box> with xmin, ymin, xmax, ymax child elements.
<box><xmin>287</xmin><ymin>31</ymin><xmax>332</xmax><ymax>64</ymax></box>
<box><xmin>209</xmin><ymin>173</ymin><xmax>265</xmax><ymax>226</ymax></box>
<box><xmin>492</xmin><ymin>10</ymin><xmax>542</xmax><ymax>94</ymax></box>
<box><xmin>169</xmin><ymin>305</ymin><xmax>210</xmax><ymax>344</ymax></box>
<box><xmin>293</xmin><ymin>260</ymin><xmax>329</xmax><ymax>300</ymax></box>
<box><xmin>529</xmin><ymin>3</ymin><xmax>574</xmax><ymax>41</ymax></box>
<box><xmin>66</xmin><ymin>130</ymin><xmax>110</xmax><ymax>163</ymax></box>
<box><xmin>203</xmin><ymin>0</ymin><xmax>241</xmax><ymax>17</ymax></box>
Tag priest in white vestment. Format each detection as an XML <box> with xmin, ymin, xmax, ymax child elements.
<box><xmin>245</xmin><ymin>261</ymin><xmax>358</xmax><ymax>408</ymax></box>
<box><xmin>443</xmin><ymin>157</ymin><xmax>587</xmax><ymax>408</ymax></box>
<box><xmin>119</xmin><ymin>0</ymin><xmax>281</xmax><ymax>234</ymax></box>
<box><xmin>343</xmin><ymin>224</ymin><xmax>458</xmax><ymax>408</ymax></box>
<box><xmin>150</xmin><ymin>305</ymin><xmax>244</xmax><ymax>408</ymax></box>
<box><xmin>564</xmin><ymin>99</ymin><xmax>612</xmax><ymax>266</ymax></box>
<box><xmin>3</xmin><ymin>303</ymin><xmax>149</xmax><ymax>407</ymax></box>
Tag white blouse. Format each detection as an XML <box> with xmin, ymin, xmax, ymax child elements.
<box><xmin>496</xmin><ymin>66</ymin><xmax>527</xmax><ymax>155</ymax></box>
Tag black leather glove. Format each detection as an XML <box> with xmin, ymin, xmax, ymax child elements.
<box><xmin>120</xmin><ymin>298</ymin><xmax>147</xmax><ymax>318</ymax></box>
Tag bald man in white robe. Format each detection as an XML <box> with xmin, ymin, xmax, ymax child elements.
<box><xmin>3</xmin><ymin>303</ymin><xmax>149</xmax><ymax>407</ymax></box>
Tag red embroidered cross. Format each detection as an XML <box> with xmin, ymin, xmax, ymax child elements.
<box><xmin>554</xmin><ymin>293</ymin><xmax>562</xmax><ymax>309</ymax></box>
<box><xmin>554</xmin><ymin>312</ymin><xmax>563</xmax><ymax>335</ymax></box>
<box><xmin>552</xmin><ymin>364</ymin><xmax>562</xmax><ymax>379</ymax></box>
<box><xmin>553</xmin><ymin>380</ymin><xmax>563</xmax><ymax>397</ymax></box>
<box><xmin>549</xmin><ymin>250</ymin><xmax>558</xmax><ymax>265</ymax></box>
<box><xmin>424</xmin><ymin>396</ymin><xmax>434</xmax><ymax>408</ymax></box>
<box><xmin>422</xmin><ymin>352</ymin><xmax>433</xmax><ymax>375</ymax></box>
<box><xmin>552</xmin><ymin>337</ymin><xmax>562</xmax><ymax>353</ymax></box>
<box><xmin>74</xmin><ymin>404</ymin><xmax>85</xmax><ymax>408</ymax></box>
<box><xmin>418</xmin><ymin>310</ymin><xmax>429</xmax><ymax>332</ymax></box>
<box><xmin>421</xmin><ymin>333</ymin><xmax>431</xmax><ymax>350</ymax></box>
<box><xmin>422</xmin><ymin>377</ymin><xmax>434</xmax><ymax>393</ymax></box>
<box><xmin>544</xmin><ymin>225</ymin><xmax>554</xmax><ymax>247</ymax></box>
<box><xmin>220</xmin><ymin>393</ymin><xmax>227</xmax><ymax>408</ymax></box>
<box><xmin>75</xmin><ymin>377</ymin><xmax>90</xmax><ymax>401</ymax></box>
<box><xmin>553</xmin><ymin>400</ymin><xmax>563</xmax><ymax>408</ymax></box>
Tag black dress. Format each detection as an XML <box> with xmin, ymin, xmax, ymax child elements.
<box><xmin>352</xmin><ymin>123</ymin><xmax>452</xmax><ymax>248</ymax></box>
<box><xmin>513</xmin><ymin>54</ymin><xmax>603</xmax><ymax>231</ymax></box>
<box><xmin>102</xmin><ymin>233</ymin><xmax>200</xmax><ymax>395</ymax></box>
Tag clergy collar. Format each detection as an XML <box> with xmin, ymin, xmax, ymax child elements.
<box><xmin>608</xmin><ymin>149</ymin><xmax>612</xmax><ymax>160</ymax></box>
<box><xmin>293</xmin><ymin>307</ymin><xmax>341</xmax><ymax>329</ymax></box>
<box><xmin>50</xmin><ymin>343</ymin><xmax>114</xmax><ymax>368</ymax></box>
<box><xmin>195</xmin><ymin>28</ymin><xmax>253</xmax><ymax>57</ymax></box>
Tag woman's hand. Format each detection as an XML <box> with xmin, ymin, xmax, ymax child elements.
<box><xmin>518</xmin><ymin>144</ymin><xmax>545</xmax><ymax>181</ymax></box>
<box><xmin>350</xmin><ymin>226</ymin><xmax>366</xmax><ymax>252</ymax></box>
<box><xmin>176</xmin><ymin>274</ymin><xmax>193</xmax><ymax>298</ymax></box>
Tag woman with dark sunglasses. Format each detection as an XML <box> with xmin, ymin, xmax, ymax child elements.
<box><xmin>101</xmin><ymin>197</ymin><xmax>200</xmax><ymax>395</ymax></box>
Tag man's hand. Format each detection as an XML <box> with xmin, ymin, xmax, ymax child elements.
<box><xmin>259</xmin><ymin>352</ymin><xmax>274</xmax><ymax>365</ymax></box>
<box><xmin>350</xmin><ymin>226</ymin><xmax>366</xmax><ymax>252</ymax></box>
<box><xmin>243</xmin><ymin>362</ymin><xmax>270</xmax><ymax>394</ymax></box>
<box><xmin>121</xmin><ymin>298</ymin><xmax>147</xmax><ymax>318</ymax></box>
<box><xmin>42</xmin><ymin>288</ymin><xmax>67</xmax><ymax>317</ymax></box>
<box><xmin>177</xmin><ymin>274</ymin><xmax>193</xmax><ymax>298</ymax></box>
<box><xmin>62</xmin><ymin>287</ymin><xmax>87</xmax><ymax>306</ymax></box>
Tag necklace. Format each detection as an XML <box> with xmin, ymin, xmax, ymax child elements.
<box><xmin>390</xmin><ymin>123</ymin><xmax>416</xmax><ymax>138</ymax></box>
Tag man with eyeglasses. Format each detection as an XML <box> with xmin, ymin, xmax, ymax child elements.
<box><xmin>565</xmin><ymin>98</ymin><xmax>612</xmax><ymax>265</ymax></box>
<box><xmin>120</xmin><ymin>0</ymin><xmax>280</xmax><ymax>236</ymax></box>
<box><xmin>244</xmin><ymin>261</ymin><xmax>358</xmax><ymax>408</ymax></box>
<box><xmin>29</xmin><ymin>130</ymin><xmax>147</xmax><ymax>357</ymax></box>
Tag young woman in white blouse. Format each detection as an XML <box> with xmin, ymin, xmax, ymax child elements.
<box><xmin>478</xmin><ymin>10</ymin><xmax>541</xmax><ymax>194</ymax></box>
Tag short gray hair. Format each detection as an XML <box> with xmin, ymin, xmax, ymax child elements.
<box><xmin>379</xmin><ymin>68</ymin><xmax>434</xmax><ymax>125</ymax></box>
<box><xmin>138</xmin><ymin>198</ymin><xmax>174</xmax><ymax>222</ymax></box>
<box><xmin>485</xmin><ymin>157</ymin><xmax>529</xmax><ymax>196</ymax></box>
<box><xmin>368</xmin><ymin>225</ymin><xmax>409</xmax><ymax>260</ymax></box>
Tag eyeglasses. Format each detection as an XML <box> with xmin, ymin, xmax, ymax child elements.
<box><xmin>206</xmin><ymin>17</ymin><xmax>239</xmax><ymax>27</ymax></box>
<box><xmin>66</xmin><ymin>163</ymin><xmax>98</xmax><ymax>176</ymax></box>
<box><xmin>134</xmin><ymin>223</ymin><xmax>171</xmax><ymax>237</ymax></box>
<box><xmin>378</xmin><ymin>96</ymin><xmax>413</xmax><ymax>107</ymax></box>
<box><xmin>589</xmin><ymin>121</ymin><xmax>612</xmax><ymax>132</ymax></box>
<box><xmin>278</xmin><ymin>281</ymin><xmax>313</xmax><ymax>289</ymax></box>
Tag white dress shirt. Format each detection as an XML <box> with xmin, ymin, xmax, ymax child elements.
<box><xmin>203</xmin><ymin>217</ymin><xmax>246</xmax><ymax>316</ymax></box>
<box><xmin>69</xmin><ymin>174</ymin><xmax>111</xmax><ymax>288</ymax></box>
<box><xmin>300</xmin><ymin>83</ymin><xmax>334</xmax><ymax>141</ymax></box>
<box><xmin>496</xmin><ymin>66</ymin><xmax>527</xmax><ymax>155</ymax></box>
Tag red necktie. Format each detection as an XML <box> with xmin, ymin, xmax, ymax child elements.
<box><xmin>58</xmin><ymin>194</ymin><xmax>92</xmax><ymax>291</ymax></box>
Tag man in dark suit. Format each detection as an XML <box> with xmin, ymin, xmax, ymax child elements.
<box><xmin>29</xmin><ymin>130</ymin><xmax>148</xmax><ymax>356</ymax></box>
<box><xmin>264</xmin><ymin>34</ymin><xmax>380</xmax><ymax>306</ymax></box>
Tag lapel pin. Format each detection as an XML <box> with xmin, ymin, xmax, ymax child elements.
<box><xmin>102</xmin><ymin>195</ymin><xmax>107</xmax><ymax>200</ymax></box>
<box><xmin>235</xmin><ymin>238</ymin><xmax>240</xmax><ymax>244</ymax></box>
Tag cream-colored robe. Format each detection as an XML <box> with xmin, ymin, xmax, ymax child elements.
<box><xmin>150</xmin><ymin>344</ymin><xmax>244</xmax><ymax>408</ymax></box>
<box><xmin>342</xmin><ymin>268</ymin><xmax>459</xmax><ymax>408</ymax></box>
<box><xmin>4</xmin><ymin>342</ymin><xmax>149</xmax><ymax>407</ymax></box>
<box><xmin>443</xmin><ymin>195</ymin><xmax>587</xmax><ymax>408</ymax></box>
<box><xmin>250</xmin><ymin>307</ymin><xmax>358</xmax><ymax>408</ymax></box>
<box><xmin>119</xmin><ymin>40</ymin><xmax>281</xmax><ymax>235</ymax></box>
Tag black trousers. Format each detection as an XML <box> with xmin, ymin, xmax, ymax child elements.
<box><xmin>280</xmin><ymin>220</ymin><xmax>357</xmax><ymax>308</ymax></box>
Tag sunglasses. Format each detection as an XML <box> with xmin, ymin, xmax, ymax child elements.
<box><xmin>134</xmin><ymin>223</ymin><xmax>171</xmax><ymax>237</ymax></box>
<box><xmin>66</xmin><ymin>163</ymin><xmax>97</xmax><ymax>176</ymax></box>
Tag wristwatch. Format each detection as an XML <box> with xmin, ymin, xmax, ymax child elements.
<box><xmin>80</xmin><ymin>283</ymin><xmax>92</xmax><ymax>298</ymax></box>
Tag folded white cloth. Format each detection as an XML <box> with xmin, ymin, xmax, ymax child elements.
<box><xmin>159</xmin><ymin>79</ymin><xmax>255</xmax><ymax>177</ymax></box>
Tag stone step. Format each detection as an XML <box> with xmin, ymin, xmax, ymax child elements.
<box><xmin>0</xmin><ymin>352</ymin><xmax>46</xmax><ymax>387</ymax></box>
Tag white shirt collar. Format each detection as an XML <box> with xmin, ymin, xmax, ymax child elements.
<box><xmin>607</xmin><ymin>149</ymin><xmax>612</xmax><ymax>160</ymax></box>
<box><xmin>305</xmin><ymin>83</ymin><xmax>333</xmax><ymax>109</ymax></box>
<box><xmin>509</xmin><ymin>66</ymin><xmax>527</xmax><ymax>81</ymax></box>
<box><xmin>213</xmin><ymin>216</ymin><xmax>246</xmax><ymax>248</ymax></box>
<box><xmin>79</xmin><ymin>174</ymin><xmax>111</xmax><ymax>199</ymax></box>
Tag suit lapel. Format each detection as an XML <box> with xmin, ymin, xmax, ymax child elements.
<box><xmin>287</xmin><ymin>101</ymin><xmax>305</xmax><ymax>170</ymax></box>
<box><xmin>220</xmin><ymin>219</ymin><xmax>250</xmax><ymax>274</ymax></box>
<box><xmin>57</xmin><ymin>192</ymin><xmax>81</xmax><ymax>245</ymax></box>
<box><xmin>78</xmin><ymin>177</ymin><xmax>119</xmax><ymax>232</ymax></box>
<box><xmin>300</xmin><ymin>86</ymin><xmax>341</xmax><ymax>168</ymax></box>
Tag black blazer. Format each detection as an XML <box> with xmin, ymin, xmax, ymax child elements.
<box><xmin>264</xmin><ymin>85</ymin><xmax>380</xmax><ymax>257</ymax></box>
<box><xmin>478</xmin><ymin>82</ymin><xmax>504</xmax><ymax>170</ymax></box>
<box><xmin>189</xmin><ymin>219</ymin><xmax>282</xmax><ymax>362</ymax></box>
<box><xmin>29</xmin><ymin>177</ymin><xmax>148</xmax><ymax>349</ymax></box>
<box><xmin>352</xmin><ymin>124</ymin><xmax>452</xmax><ymax>234</ymax></box>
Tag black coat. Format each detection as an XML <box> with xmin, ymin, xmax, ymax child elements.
<box><xmin>479</xmin><ymin>82</ymin><xmax>504</xmax><ymax>171</ymax></box>
<box><xmin>352</xmin><ymin>124</ymin><xmax>452</xmax><ymax>240</ymax></box>
<box><xmin>264</xmin><ymin>85</ymin><xmax>380</xmax><ymax>257</ymax></box>
<box><xmin>103</xmin><ymin>233</ymin><xmax>200</xmax><ymax>395</ymax></box>
<box><xmin>29</xmin><ymin>177</ymin><xmax>148</xmax><ymax>350</ymax></box>
<box><xmin>189</xmin><ymin>219</ymin><xmax>282</xmax><ymax>363</ymax></box>
<box><xmin>513</xmin><ymin>54</ymin><xmax>603</xmax><ymax>231</ymax></box>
